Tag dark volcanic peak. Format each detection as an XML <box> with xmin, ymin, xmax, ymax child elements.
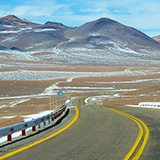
<box><xmin>33</xmin><ymin>21</ymin><xmax>70</xmax><ymax>31</ymax></box>
<box><xmin>1</xmin><ymin>15</ymin><xmax>20</xmax><ymax>20</ymax></box>
<box><xmin>65</xmin><ymin>17</ymin><xmax>121</xmax><ymax>37</ymax></box>
<box><xmin>0</xmin><ymin>14</ymin><xmax>38</xmax><ymax>26</ymax></box>
<box><xmin>65</xmin><ymin>17</ymin><xmax>160</xmax><ymax>50</ymax></box>
<box><xmin>44</xmin><ymin>21</ymin><xmax>69</xmax><ymax>29</ymax></box>
<box><xmin>0</xmin><ymin>15</ymin><xmax>25</xmax><ymax>24</ymax></box>
<box><xmin>65</xmin><ymin>17</ymin><xmax>153</xmax><ymax>42</ymax></box>
<box><xmin>92</xmin><ymin>17</ymin><xmax>120</xmax><ymax>28</ymax></box>
<box><xmin>45</xmin><ymin>21</ymin><xmax>63</xmax><ymax>26</ymax></box>
<box><xmin>10</xmin><ymin>47</ymin><xmax>24</xmax><ymax>52</ymax></box>
<box><xmin>0</xmin><ymin>15</ymin><xmax>160</xmax><ymax>65</ymax></box>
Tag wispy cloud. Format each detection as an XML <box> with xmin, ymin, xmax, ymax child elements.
<box><xmin>0</xmin><ymin>0</ymin><xmax>69</xmax><ymax>22</ymax></box>
<box><xmin>12</xmin><ymin>0</ymin><xmax>66</xmax><ymax>17</ymax></box>
<box><xmin>75</xmin><ymin>0</ymin><xmax>160</xmax><ymax>36</ymax></box>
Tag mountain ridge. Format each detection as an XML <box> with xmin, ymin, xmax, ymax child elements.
<box><xmin>0</xmin><ymin>15</ymin><xmax>38</xmax><ymax>25</ymax></box>
<box><xmin>0</xmin><ymin>15</ymin><xmax>160</xmax><ymax>65</ymax></box>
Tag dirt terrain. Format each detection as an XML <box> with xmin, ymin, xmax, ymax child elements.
<box><xmin>0</xmin><ymin>64</ymin><xmax>159</xmax><ymax>128</ymax></box>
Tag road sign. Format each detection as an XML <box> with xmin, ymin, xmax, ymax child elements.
<box><xmin>57</xmin><ymin>90</ymin><xmax>64</xmax><ymax>105</ymax></box>
<box><xmin>57</xmin><ymin>90</ymin><xmax>64</xmax><ymax>97</ymax></box>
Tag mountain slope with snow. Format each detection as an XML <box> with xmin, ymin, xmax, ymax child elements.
<box><xmin>0</xmin><ymin>15</ymin><xmax>160</xmax><ymax>65</ymax></box>
<box><xmin>60</xmin><ymin>18</ymin><xmax>160</xmax><ymax>61</ymax></box>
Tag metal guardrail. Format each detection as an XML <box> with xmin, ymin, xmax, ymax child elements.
<box><xmin>0</xmin><ymin>105</ymin><xmax>66</xmax><ymax>140</ymax></box>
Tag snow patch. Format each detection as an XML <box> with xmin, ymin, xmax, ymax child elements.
<box><xmin>87</xmin><ymin>78</ymin><xmax>160</xmax><ymax>84</ymax></box>
<box><xmin>65</xmin><ymin>99</ymin><xmax>71</xmax><ymax>105</ymax></box>
<box><xmin>0</xmin><ymin>116</ymin><xmax>16</xmax><ymax>119</ymax></box>
<box><xmin>9</xmin><ymin>99</ymin><xmax>30</xmax><ymax>108</ymax></box>
<box><xmin>34</xmin><ymin>28</ymin><xmax>58</xmax><ymax>32</ymax></box>
<box><xmin>85</xmin><ymin>95</ymin><xmax>112</xmax><ymax>104</ymax></box>
<box><xmin>0</xmin><ymin>109</ymin><xmax>56</xmax><ymax>143</ymax></box>
<box><xmin>0</xmin><ymin>30</ymin><xmax>20</xmax><ymax>34</ymax></box>
<box><xmin>0</xmin><ymin>69</ymin><xmax>148</xmax><ymax>81</ymax></box>
<box><xmin>67</xmin><ymin>77</ymin><xmax>73</xmax><ymax>82</ymax></box>
<box><xmin>21</xmin><ymin>110</ymin><xmax>55</xmax><ymax>121</ymax></box>
<box><xmin>0</xmin><ymin>105</ymin><xmax>7</xmax><ymax>109</ymax></box>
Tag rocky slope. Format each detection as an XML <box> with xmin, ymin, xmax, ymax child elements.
<box><xmin>0</xmin><ymin>15</ymin><xmax>160</xmax><ymax>65</ymax></box>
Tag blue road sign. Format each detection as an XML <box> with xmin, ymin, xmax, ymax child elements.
<box><xmin>57</xmin><ymin>90</ymin><xmax>64</xmax><ymax>97</ymax></box>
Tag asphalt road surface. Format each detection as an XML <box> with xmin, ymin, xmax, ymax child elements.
<box><xmin>1</xmin><ymin>101</ymin><xmax>160</xmax><ymax>160</ymax></box>
<box><xmin>109</xmin><ymin>105</ymin><xmax>160</xmax><ymax>160</ymax></box>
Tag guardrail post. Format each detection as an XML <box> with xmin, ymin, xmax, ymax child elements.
<box><xmin>32</xmin><ymin>126</ymin><xmax>36</xmax><ymax>131</ymax></box>
<box><xmin>56</xmin><ymin>115</ymin><xmax>58</xmax><ymax>119</ymax></box>
<box><xmin>0</xmin><ymin>105</ymin><xmax>66</xmax><ymax>142</ymax></box>
<box><xmin>7</xmin><ymin>134</ymin><xmax>12</xmax><ymax>141</ymax></box>
<box><xmin>38</xmin><ymin>123</ymin><xmax>41</xmax><ymax>129</ymax></box>
<box><xmin>48</xmin><ymin>118</ymin><xmax>51</xmax><ymax>124</ymax></box>
<box><xmin>22</xmin><ymin>129</ymin><xmax>26</xmax><ymax>136</ymax></box>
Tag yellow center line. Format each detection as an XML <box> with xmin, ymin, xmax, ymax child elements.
<box><xmin>98</xmin><ymin>105</ymin><xmax>149</xmax><ymax>160</ymax></box>
<box><xmin>132</xmin><ymin>117</ymin><xmax>149</xmax><ymax>160</ymax></box>
<box><xmin>0</xmin><ymin>106</ymin><xmax>79</xmax><ymax>160</ymax></box>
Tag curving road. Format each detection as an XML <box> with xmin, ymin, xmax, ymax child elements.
<box><xmin>108</xmin><ymin>105</ymin><xmax>160</xmax><ymax>160</ymax></box>
<box><xmin>1</xmin><ymin>98</ymin><xmax>160</xmax><ymax>160</ymax></box>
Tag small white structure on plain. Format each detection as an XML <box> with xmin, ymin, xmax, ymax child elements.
<box><xmin>138</xmin><ymin>102</ymin><xmax>160</xmax><ymax>108</ymax></box>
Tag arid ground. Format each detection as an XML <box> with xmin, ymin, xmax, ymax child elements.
<box><xmin>0</xmin><ymin>63</ymin><xmax>159</xmax><ymax>128</ymax></box>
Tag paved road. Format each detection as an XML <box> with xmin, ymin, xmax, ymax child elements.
<box><xmin>1</xmin><ymin>100</ymin><xmax>160</xmax><ymax>160</ymax></box>
<box><xmin>3</xmin><ymin>104</ymin><xmax>139</xmax><ymax>160</ymax></box>
<box><xmin>108</xmin><ymin>105</ymin><xmax>160</xmax><ymax>160</ymax></box>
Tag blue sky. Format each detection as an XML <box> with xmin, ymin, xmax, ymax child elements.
<box><xmin>0</xmin><ymin>0</ymin><xmax>160</xmax><ymax>36</ymax></box>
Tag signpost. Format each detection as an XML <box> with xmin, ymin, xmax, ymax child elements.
<box><xmin>50</xmin><ymin>97</ymin><xmax>52</xmax><ymax>110</ymax></box>
<box><xmin>50</xmin><ymin>90</ymin><xmax>64</xmax><ymax>110</ymax></box>
<box><xmin>57</xmin><ymin>90</ymin><xmax>64</xmax><ymax>105</ymax></box>
<box><xmin>50</xmin><ymin>96</ymin><xmax>54</xmax><ymax>110</ymax></box>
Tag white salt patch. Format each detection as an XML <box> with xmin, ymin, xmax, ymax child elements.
<box><xmin>0</xmin><ymin>109</ymin><xmax>56</xmax><ymax>143</ymax></box>
<box><xmin>0</xmin><ymin>116</ymin><xmax>16</xmax><ymax>119</ymax></box>
<box><xmin>65</xmin><ymin>99</ymin><xmax>71</xmax><ymax>105</ymax></box>
<box><xmin>21</xmin><ymin>110</ymin><xmax>55</xmax><ymax>121</ymax></box>
<box><xmin>9</xmin><ymin>99</ymin><xmax>30</xmax><ymax>108</ymax></box>
<box><xmin>67</xmin><ymin>77</ymin><xmax>73</xmax><ymax>82</ymax></box>
<box><xmin>0</xmin><ymin>105</ymin><xmax>7</xmax><ymax>109</ymax></box>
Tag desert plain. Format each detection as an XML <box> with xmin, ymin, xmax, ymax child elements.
<box><xmin>0</xmin><ymin>61</ymin><xmax>159</xmax><ymax>128</ymax></box>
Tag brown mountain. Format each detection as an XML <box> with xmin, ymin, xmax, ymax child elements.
<box><xmin>0</xmin><ymin>15</ymin><xmax>38</xmax><ymax>28</ymax></box>
<box><xmin>0</xmin><ymin>15</ymin><xmax>27</xmax><ymax>24</ymax></box>
<box><xmin>0</xmin><ymin>15</ymin><xmax>160</xmax><ymax>65</ymax></box>
<box><xmin>153</xmin><ymin>35</ymin><xmax>160</xmax><ymax>42</ymax></box>
<box><xmin>35</xmin><ymin>21</ymin><xmax>70</xmax><ymax>30</ymax></box>
<box><xmin>65</xmin><ymin>18</ymin><xmax>160</xmax><ymax>51</ymax></box>
<box><xmin>0</xmin><ymin>15</ymin><xmax>37</xmax><ymax>25</ymax></box>
<box><xmin>58</xmin><ymin>18</ymin><xmax>160</xmax><ymax>64</ymax></box>
<box><xmin>0</xmin><ymin>15</ymin><xmax>69</xmax><ymax>52</ymax></box>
